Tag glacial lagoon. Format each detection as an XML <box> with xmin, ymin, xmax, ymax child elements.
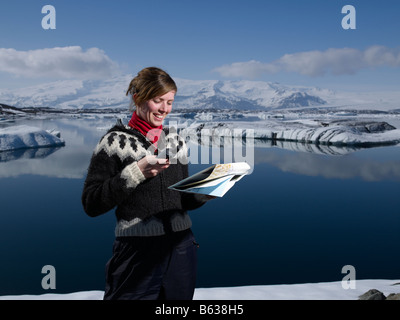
<box><xmin>0</xmin><ymin>115</ymin><xmax>399</xmax><ymax>295</ymax></box>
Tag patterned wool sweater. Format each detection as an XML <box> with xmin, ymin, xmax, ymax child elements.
<box><xmin>82</xmin><ymin>121</ymin><xmax>206</xmax><ymax>237</ymax></box>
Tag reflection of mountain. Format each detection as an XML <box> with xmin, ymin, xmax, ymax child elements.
<box><xmin>0</xmin><ymin>146</ymin><xmax>63</xmax><ymax>162</ymax></box>
<box><xmin>187</xmin><ymin>135</ymin><xmax>365</xmax><ymax>156</ymax></box>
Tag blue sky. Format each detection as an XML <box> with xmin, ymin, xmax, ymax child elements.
<box><xmin>0</xmin><ymin>0</ymin><xmax>399</xmax><ymax>90</ymax></box>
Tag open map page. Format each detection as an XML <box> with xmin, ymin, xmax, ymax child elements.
<box><xmin>169</xmin><ymin>162</ymin><xmax>251</xmax><ymax>197</ymax></box>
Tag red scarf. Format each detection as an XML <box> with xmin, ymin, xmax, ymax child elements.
<box><xmin>128</xmin><ymin>111</ymin><xmax>163</xmax><ymax>148</ymax></box>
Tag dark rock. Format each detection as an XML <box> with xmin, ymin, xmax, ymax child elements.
<box><xmin>358</xmin><ymin>289</ymin><xmax>386</xmax><ymax>300</ymax></box>
<box><xmin>386</xmin><ymin>293</ymin><xmax>400</xmax><ymax>300</ymax></box>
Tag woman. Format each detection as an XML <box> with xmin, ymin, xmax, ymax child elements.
<box><xmin>82</xmin><ymin>67</ymin><xmax>212</xmax><ymax>300</ymax></box>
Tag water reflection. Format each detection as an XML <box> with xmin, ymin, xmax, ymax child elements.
<box><xmin>0</xmin><ymin>117</ymin><xmax>113</xmax><ymax>178</ymax></box>
<box><xmin>188</xmin><ymin>135</ymin><xmax>400</xmax><ymax>182</ymax></box>
<box><xmin>257</xmin><ymin>139</ymin><xmax>365</xmax><ymax>156</ymax></box>
<box><xmin>0</xmin><ymin>146</ymin><xmax>63</xmax><ymax>162</ymax></box>
<box><xmin>255</xmin><ymin>146</ymin><xmax>400</xmax><ymax>182</ymax></box>
<box><xmin>0</xmin><ymin>117</ymin><xmax>399</xmax><ymax>182</ymax></box>
<box><xmin>185</xmin><ymin>133</ymin><xmax>374</xmax><ymax>156</ymax></box>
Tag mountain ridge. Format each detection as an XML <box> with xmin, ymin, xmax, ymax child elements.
<box><xmin>0</xmin><ymin>75</ymin><xmax>398</xmax><ymax>111</ymax></box>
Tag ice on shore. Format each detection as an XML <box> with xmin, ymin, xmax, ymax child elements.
<box><xmin>0</xmin><ymin>125</ymin><xmax>65</xmax><ymax>152</ymax></box>
<box><xmin>180</xmin><ymin>119</ymin><xmax>400</xmax><ymax>147</ymax></box>
<box><xmin>0</xmin><ymin>279</ymin><xmax>399</xmax><ymax>300</ymax></box>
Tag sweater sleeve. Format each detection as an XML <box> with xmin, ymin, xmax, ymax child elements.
<box><xmin>81</xmin><ymin>134</ymin><xmax>146</xmax><ymax>217</ymax></box>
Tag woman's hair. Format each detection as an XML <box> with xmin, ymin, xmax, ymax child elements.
<box><xmin>126</xmin><ymin>67</ymin><xmax>177</xmax><ymax>110</ymax></box>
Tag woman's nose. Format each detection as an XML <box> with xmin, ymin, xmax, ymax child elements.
<box><xmin>159</xmin><ymin>102</ymin><xmax>171</xmax><ymax>113</ymax></box>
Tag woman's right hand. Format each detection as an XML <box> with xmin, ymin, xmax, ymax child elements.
<box><xmin>137</xmin><ymin>155</ymin><xmax>170</xmax><ymax>178</ymax></box>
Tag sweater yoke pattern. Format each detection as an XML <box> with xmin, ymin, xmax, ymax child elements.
<box><xmin>94</xmin><ymin>130</ymin><xmax>152</xmax><ymax>162</ymax></box>
<box><xmin>82</xmin><ymin>123</ymin><xmax>198</xmax><ymax>237</ymax></box>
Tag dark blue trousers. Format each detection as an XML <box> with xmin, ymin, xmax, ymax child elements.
<box><xmin>103</xmin><ymin>229</ymin><xmax>198</xmax><ymax>300</ymax></box>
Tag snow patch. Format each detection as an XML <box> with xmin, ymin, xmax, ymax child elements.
<box><xmin>0</xmin><ymin>280</ymin><xmax>398</xmax><ymax>300</ymax></box>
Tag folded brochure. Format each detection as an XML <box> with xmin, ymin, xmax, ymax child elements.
<box><xmin>168</xmin><ymin>162</ymin><xmax>251</xmax><ymax>197</ymax></box>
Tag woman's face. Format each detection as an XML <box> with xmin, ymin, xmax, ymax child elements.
<box><xmin>135</xmin><ymin>91</ymin><xmax>175</xmax><ymax>127</ymax></box>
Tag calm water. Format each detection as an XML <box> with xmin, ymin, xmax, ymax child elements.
<box><xmin>0</xmin><ymin>116</ymin><xmax>399</xmax><ymax>295</ymax></box>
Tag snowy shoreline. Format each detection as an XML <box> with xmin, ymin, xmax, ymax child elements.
<box><xmin>1</xmin><ymin>279</ymin><xmax>399</xmax><ymax>300</ymax></box>
<box><xmin>179</xmin><ymin>118</ymin><xmax>400</xmax><ymax>147</ymax></box>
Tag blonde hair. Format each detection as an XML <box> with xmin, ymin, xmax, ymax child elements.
<box><xmin>126</xmin><ymin>67</ymin><xmax>177</xmax><ymax>110</ymax></box>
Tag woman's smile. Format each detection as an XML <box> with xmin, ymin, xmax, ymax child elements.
<box><xmin>136</xmin><ymin>91</ymin><xmax>175</xmax><ymax>127</ymax></box>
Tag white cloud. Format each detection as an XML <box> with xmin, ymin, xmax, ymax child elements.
<box><xmin>212</xmin><ymin>60</ymin><xmax>279</xmax><ymax>78</ymax></box>
<box><xmin>214</xmin><ymin>45</ymin><xmax>400</xmax><ymax>78</ymax></box>
<box><xmin>0</xmin><ymin>46</ymin><xmax>120</xmax><ymax>79</ymax></box>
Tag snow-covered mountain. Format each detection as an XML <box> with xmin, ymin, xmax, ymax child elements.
<box><xmin>0</xmin><ymin>75</ymin><xmax>398</xmax><ymax>111</ymax></box>
<box><xmin>0</xmin><ymin>75</ymin><xmax>133</xmax><ymax>110</ymax></box>
<box><xmin>0</xmin><ymin>75</ymin><xmax>331</xmax><ymax>110</ymax></box>
<box><xmin>173</xmin><ymin>79</ymin><xmax>329</xmax><ymax>110</ymax></box>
